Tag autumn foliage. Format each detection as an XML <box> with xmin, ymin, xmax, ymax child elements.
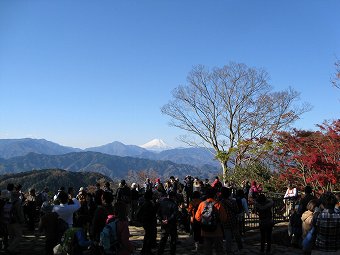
<box><xmin>274</xmin><ymin>120</ymin><xmax>340</xmax><ymax>192</ymax></box>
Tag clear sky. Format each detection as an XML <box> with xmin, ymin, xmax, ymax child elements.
<box><xmin>0</xmin><ymin>1</ymin><xmax>339</xmax><ymax>149</ymax></box>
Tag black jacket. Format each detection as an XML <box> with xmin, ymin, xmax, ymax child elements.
<box><xmin>157</xmin><ymin>197</ymin><xmax>178</xmax><ymax>224</ymax></box>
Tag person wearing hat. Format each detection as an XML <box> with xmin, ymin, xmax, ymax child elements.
<box><xmin>104</xmin><ymin>182</ymin><xmax>113</xmax><ymax>193</ymax></box>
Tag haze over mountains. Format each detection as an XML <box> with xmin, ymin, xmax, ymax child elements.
<box><xmin>0</xmin><ymin>138</ymin><xmax>220</xmax><ymax>180</ymax></box>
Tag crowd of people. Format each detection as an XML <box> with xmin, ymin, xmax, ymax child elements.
<box><xmin>0</xmin><ymin>176</ymin><xmax>339</xmax><ymax>255</ymax></box>
<box><xmin>284</xmin><ymin>184</ymin><xmax>340</xmax><ymax>255</ymax></box>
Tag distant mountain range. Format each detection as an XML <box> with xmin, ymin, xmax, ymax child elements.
<box><xmin>0</xmin><ymin>169</ymin><xmax>112</xmax><ymax>192</ymax></box>
<box><xmin>0</xmin><ymin>138</ymin><xmax>82</xmax><ymax>159</ymax></box>
<box><xmin>0</xmin><ymin>151</ymin><xmax>219</xmax><ymax>180</ymax></box>
<box><xmin>0</xmin><ymin>138</ymin><xmax>219</xmax><ymax>168</ymax></box>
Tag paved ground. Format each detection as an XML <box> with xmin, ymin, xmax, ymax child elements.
<box><xmin>0</xmin><ymin>223</ymin><xmax>305</xmax><ymax>255</ymax></box>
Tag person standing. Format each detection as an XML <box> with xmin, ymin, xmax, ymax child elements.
<box><xmin>116</xmin><ymin>180</ymin><xmax>132</xmax><ymax>221</ymax></box>
<box><xmin>235</xmin><ymin>189</ymin><xmax>250</xmax><ymax>237</ymax></box>
<box><xmin>38</xmin><ymin>202</ymin><xmax>59</xmax><ymax>255</ymax></box>
<box><xmin>220</xmin><ymin>187</ymin><xmax>243</xmax><ymax>255</ymax></box>
<box><xmin>254</xmin><ymin>193</ymin><xmax>274</xmax><ymax>255</ymax></box>
<box><xmin>136</xmin><ymin>190</ymin><xmax>157</xmax><ymax>255</ymax></box>
<box><xmin>52</xmin><ymin>191</ymin><xmax>80</xmax><ymax>227</ymax></box>
<box><xmin>24</xmin><ymin>188</ymin><xmax>37</xmax><ymax>231</ymax></box>
<box><xmin>91</xmin><ymin>191</ymin><xmax>115</xmax><ymax>243</ymax></box>
<box><xmin>130</xmin><ymin>183</ymin><xmax>139</xmax><ymax>224</ymax></box>
<box><xmin>7</xmin><ymin>188</ymin><xmax>25</xmax><ymax>255</ymax></box>
<box><xmin>283</xmin><ymin>182</ymin><xmax>298</xmax><ymax>218</ymax></box>
<box><xmin>298</xmin><ymin>185</ymin><xmax>316</xmax><ymax>216</ymax></box>
<box><xmin>195</xmin><ymin>188</ymin><xmax>227</xmax><ymax>255</ymax></box>
<box><xmin>157</xmin><ymin>191</ymin><xmax>178</xmax><ymax>255</ymax></box>
<box><xmin>188</xmin><ymin>191</ymin><xmax>203</xmax><ymax>252</ymax></box>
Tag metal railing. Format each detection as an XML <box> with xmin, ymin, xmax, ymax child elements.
<box><xmin>243</xmin><ymin>192</ymin><xmax>287</xmax><ymax>232</ymax></box>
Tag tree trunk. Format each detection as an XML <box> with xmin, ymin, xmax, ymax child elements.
<box><xmin>220</xmin><ymin>160</ymin><xmax>229</xmax><ymax>183</ymax></box>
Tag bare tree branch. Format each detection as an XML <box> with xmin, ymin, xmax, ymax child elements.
<box><xmin>161</xmin><ymin>62</ymin><xmax>311</xmax><ymax>178</ymax></box>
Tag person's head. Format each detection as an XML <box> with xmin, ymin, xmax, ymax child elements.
<box><xmin>29</xmin><ymin>188</ymin><xmax>36</xmax><ymax>195</ymax></box>
<box><xmin>7</xmin><ymin>183</ymin><xmax>14</xmax><ymax>192</ymax></box>
<box><xmin>57</xmin><ymin>191</ymin><xmax>69</xmax><ymax>204</ymax></box>
<box><xmin>120</xmin><ymin>179</ymin><xmax>126</xmax><ymax>187</ymax></box>
<box><xmin>287</xmin><ymin>182</ymin><xmax>293</xmax><ymax>189</ymax></box>
<box><xmin>220</xmin><ymin>187</ymin><xmax>231</xmax><ymax>199</ymax></box>
<box><xmin>251</xmin><ymin>181</ymin><xmax>257</xmax><ymax>186</ymax></box>
<box><xmin>320</xmin><ymin>192</ymin><xmax>337</xmax><ymax>209</ymax></box>
<box><xmin>102</xmin><ymin>191</ymin><xmax>114</xmax><ymax>205</ymax></box>
<box><xmin>256</xmin><ymin>193</ymin><xmax>267</xmax><ymax>205</ymax></box>
<box><xmin>78</xmin><ymin>192</ymin><xmax>86</xmax><ymax>204</ymax></box>
<box><xmin>215</xmin><ymin>176</ymin><xmax>219</xmax><ymax>181</ymax></box>
<box><xmin>306</xmin><ymin>199</ymin><xmax>318</xmax><ymax>212</ymax></box>
<box><xmin>105</xmin><ymin>182</ymin><xmax>110</xmax><ymax>188</ymax></box>
<box><xmin>304</xmin><ymin>185</ymin><xmax>313</xmax><ymax>194</ymax></box>
<box><xmin>114</xmin><ymin>201</ymin><xmax>128</xmax><ymax>220</ymax></box>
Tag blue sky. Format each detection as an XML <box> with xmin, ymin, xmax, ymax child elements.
<box><xmin>0</xmin><ymin>1</ymin><xmax>339</xmax><ymax>149</ymax></box>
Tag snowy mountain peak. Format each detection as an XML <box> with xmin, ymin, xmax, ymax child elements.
<box><xmin>140</xmin><ymin>139</ymin><xmax>172</xmax><ymax>151</ymax></box>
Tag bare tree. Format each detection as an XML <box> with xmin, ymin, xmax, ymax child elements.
<box><xmin>332</xmin><ymin>58</ymin><xmax>340</xmax><ymax>89</ymax></box>
<box><xmin>162</xmin><ymin>62</ymin><xmax>311</xmax><ymax>180</ymax></box>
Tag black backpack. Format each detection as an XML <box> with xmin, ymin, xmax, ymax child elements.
<box><xmin>200</xmin><ymin>201</ymin><xmax>219</xmax><ymax>232</ymax></box>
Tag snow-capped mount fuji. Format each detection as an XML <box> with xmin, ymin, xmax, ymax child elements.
<box><xmin>140</xmin><ymin>139</ymin><xmax>172</xmax><ymax>151</ymax></box>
